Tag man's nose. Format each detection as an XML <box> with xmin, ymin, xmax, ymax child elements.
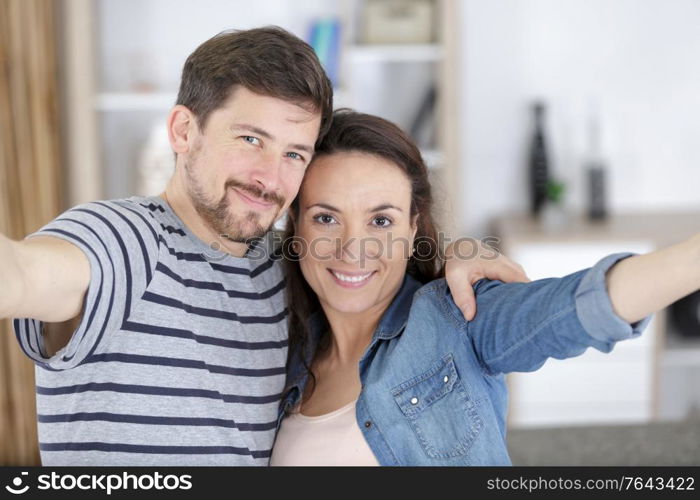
<box><xmin>250</xmin><ymin>152</ymin><xmax>282</xmax><ymax>193</ymax></box>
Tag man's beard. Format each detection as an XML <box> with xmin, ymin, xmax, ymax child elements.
<box><xmin>184</xmin><ymin>155</ymin><xmax>285</xmax><ymax>244</ymax></box>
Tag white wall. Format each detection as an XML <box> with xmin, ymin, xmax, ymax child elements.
<box><xmin>458</xmin><ymin>0</ymin><xmax>700</xmax><ymax>236</ymax></box>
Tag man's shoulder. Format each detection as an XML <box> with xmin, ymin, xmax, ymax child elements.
<box><xmin>61</xmin><ymin>196</ymin><xmax>162</xmax><ymax>220</ymax></box>
<box><xmin>40</xmin><ymin>196</ymin><xmax>164</xmax><ymax>249</ymax></box>
<box><xmin>104</xmin><ymin>195</ymin><xmax>166</xmax><ymax>220</ymax></box>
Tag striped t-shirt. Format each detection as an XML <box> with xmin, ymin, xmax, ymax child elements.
<box><xmin>13</xmin><ymin>196</ymin><xmax>287</xmax><ymax>465</ymax></box>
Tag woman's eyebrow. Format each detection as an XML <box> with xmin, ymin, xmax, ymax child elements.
<box><xmin>305</xmin><ymin>203</ymin><xmax>403</xmax><ymax>213</ymax></box>
<box><xmin>368</xmin><ymin>204</ymin><xmax>402</xmax><ymax>213</ymax></box>
<box><xmin>306</xmin><ymin>202</ymin><xmax>339</xmax><ymax>212</ymax></box>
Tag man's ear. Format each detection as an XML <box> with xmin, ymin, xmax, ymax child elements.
<box><xmin>167</xmin><ymin>105</ymin><xmax>197</xmax><ymax>155</ymax></box>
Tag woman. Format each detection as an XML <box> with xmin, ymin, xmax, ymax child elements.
<box><xmin>270</xmin><ymin>110</ymin><xmax>700</xmax><ymax>466</ymax></box>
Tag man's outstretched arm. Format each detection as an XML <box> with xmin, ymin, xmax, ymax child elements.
<box><xmin>0</xmin><ymin>232</ymin><xmax>89</xmax><ymax>322</ymax></box>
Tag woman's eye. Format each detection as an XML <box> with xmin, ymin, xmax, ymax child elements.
<box><xmin>372</xmin><ymin>216</ymin><xmax>392</xmax><ymax>228</ymax></box>
<box><xmin>242</xmin><ymin>136</ymin><xmax>260</xmax><ymax>145</ymax></box>
<box><xmin>314</xmin><ymin>214</ymin><xmax>337</xmax><ymax>225</ymax></box>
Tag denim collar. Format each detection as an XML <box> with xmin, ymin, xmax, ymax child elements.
<box><xmin>296</xmin><ymin>273</ymin><xmax>424</xmax><ymax>373</ymax></box>
<box><xmin>370</xmin><ymin>273</ymin><xmax>424</xmax><ymax>341</ymax></box>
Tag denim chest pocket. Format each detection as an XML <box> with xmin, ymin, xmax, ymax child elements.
<box><xmin>391</xmin><ymin>353</ymin><xmax>483</xmax><ymax>459</ymax></box>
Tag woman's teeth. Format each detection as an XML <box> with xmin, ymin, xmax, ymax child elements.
<box><xmin>331</xmin><ymin>271</ymin><xmax>373</xmax><ymax>283</ymax></box>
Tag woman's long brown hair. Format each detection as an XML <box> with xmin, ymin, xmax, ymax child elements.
<box><xmin>281</xmin><ymin>109</ymin><xmax>445</xmax><ymax>404</ymax></box>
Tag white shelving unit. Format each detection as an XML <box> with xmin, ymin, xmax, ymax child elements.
<box><xmin>339</xmin><ymin>32</ymin><xmax>444</xmax><ymax>163</ymax></box>
<box><xmin>344</xmin><ymin>43</ymin><xmax>443</xmax><ymax>63</ymax></box>
<box><xmin>338</xmin><ymin>43</ymin><xmax>443</xmax><ymax>166</ymax></box>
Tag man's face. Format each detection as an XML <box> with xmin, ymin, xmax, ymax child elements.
<box><xmin>183</xmin><ymin>87</ymin><xmax>321</xmax><ymax>243</ymax></box>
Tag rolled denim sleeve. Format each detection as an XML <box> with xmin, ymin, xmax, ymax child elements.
<box><xmin>461</xmin><ymin>253</ymin><xmax>654</xmax><ymax>375</ymax></box>
<box><xmin>575</xmin><ymin>252</ymin><xmax>652</xmax><ymax>343</ymax></box>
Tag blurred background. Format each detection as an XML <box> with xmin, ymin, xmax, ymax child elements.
<box><xmin>1</xmin><ymin>0</ymin><xmax>699</xmax><ymax>465</ymax></box>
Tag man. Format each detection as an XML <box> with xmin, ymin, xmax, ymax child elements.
<box><xmin>0</xmin><ymin>27</ymin><xmax>526</xmax><ymax>465</ymax></box>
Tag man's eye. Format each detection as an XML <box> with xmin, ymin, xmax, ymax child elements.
<box><xmin>286</xmin><ymin>152</ymin><xmax>304</xmax><ymax>161</ymax></box>
<box><xmin>372</xmin><ymin>216</ymin><xmax>392</xmax><ymax>228</ymax></box>
<box><xmin>242</xmin><ymin>136</ymin><xmax>260</xmax><ymax>145</ymax></box>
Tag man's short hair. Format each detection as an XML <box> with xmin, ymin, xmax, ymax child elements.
<box><xmin>177</xmin><ymin>26</ymin><xmax>333</xmax><ymax>143</ymax></box>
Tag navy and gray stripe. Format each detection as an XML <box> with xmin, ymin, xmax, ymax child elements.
<box><xmin>14</xmin><ymin>196</ymin><xmax>287</xmax><ymax>465</ymax></box>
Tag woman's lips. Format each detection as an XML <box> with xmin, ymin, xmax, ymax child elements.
<box><xmin>328</xmin><ymin>269</ymin><xmax>377</xmax><ymax>288</ymax></box>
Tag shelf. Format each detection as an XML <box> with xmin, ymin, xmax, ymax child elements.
<box><xmin>345</xmin><ymin>44</ymin><xmax>443</xmax><ymax>63</ymax></box>
<box><xmin>493</xmin><ymin>212</ymin><xmax>700</xmax><ymax>247</ymax></box>
<box><xmin>96</xmin><ymin>92</ymin><xmax>177</xmax><ymax>111</ymax></box>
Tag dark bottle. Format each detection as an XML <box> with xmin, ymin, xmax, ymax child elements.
<box><xmin>587</xmin><ymin>163</ymin><xmax>607</xmax><ymax>220</ymax></box>
<box><xmin>585</xmin><ymin>105</ymin><xmax>608</xmax><ymax>221</ymax></box>
<box><xmin>529</xmin><ymin>102</ymin><xmax>550</xmax><ymax>216</ymax></box>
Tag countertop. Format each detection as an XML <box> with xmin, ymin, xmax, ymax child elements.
<box><xmin>507</xmin><ymin>417</ymin><xmax>700</xmax><ymax>466</ymax></box>
<box><xmin>493</xmin><ymin>211</ymin><xmax>700</xmax><ymax>248</ymax></box>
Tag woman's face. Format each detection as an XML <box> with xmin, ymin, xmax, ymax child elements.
<box><xmin>294</xmin><ymin>151</ymin><xmax>417</xmax><ymax>316</ymax></box>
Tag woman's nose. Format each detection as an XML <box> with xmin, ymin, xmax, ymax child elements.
<box><xmin>337</xmin><ymin>226</ymin><xmax>381</xmax><ymax>267</ymax></box>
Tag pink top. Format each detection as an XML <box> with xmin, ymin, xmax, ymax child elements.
<box><xmin>270</xmin><ymin>400</ymin><xmax>380</xmax><ymax>466</ymax></box>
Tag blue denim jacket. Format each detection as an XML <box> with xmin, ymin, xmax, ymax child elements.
<box><xmin>278</xmin><ymin>253</ymin><xmax>651</xmax><ymax>465</ymax></box>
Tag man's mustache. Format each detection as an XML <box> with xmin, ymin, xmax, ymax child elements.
<box><xmin>224</xmin><ymin>180</ymin><xmax>285</xmax><ymax>208</ymax></box>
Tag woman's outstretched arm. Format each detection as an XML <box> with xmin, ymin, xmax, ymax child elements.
<box><xmin>449</xmin><ymin>233</ymin><xmax>700</xmax><ymax>375</ymax></box>
<box><xmin>606</xmin><ymin>234</ymin><xmax>700</xmax><ymax>324</ymax></box>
